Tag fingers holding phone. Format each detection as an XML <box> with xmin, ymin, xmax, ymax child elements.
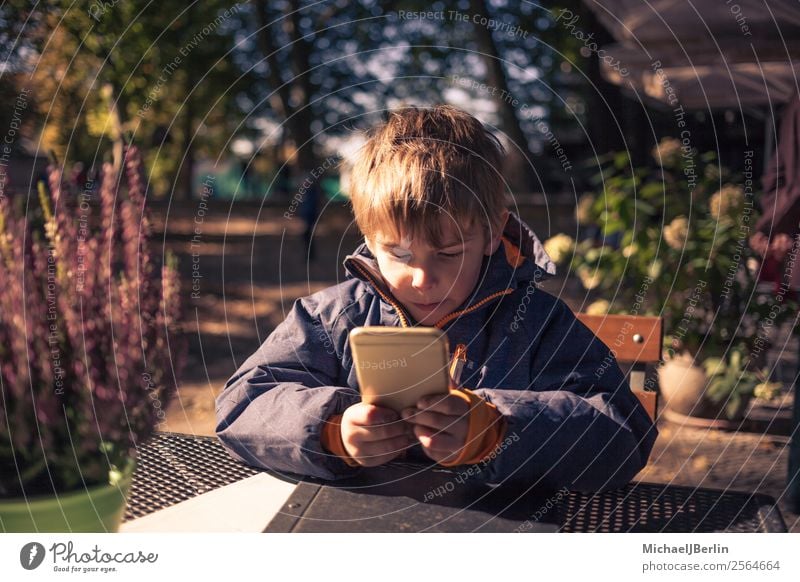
<box><xmin>340</xmin><ymin>402</ymin><xmax>415</xmax><ymax>467</ymax></box>
<box><xmin>401</xmin><ymin>392</ymin><xmax>470</xmax><ymax>465</ymax></box>
<box><xmin>346</xmin><ymin>326</ymin><xmax>459</xmax><ymax>466</ymax></box>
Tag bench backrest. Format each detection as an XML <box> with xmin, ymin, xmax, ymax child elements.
<box><xmin>575</xmin><ymin>313</ymin><xmax>663</xmax><ymax>421</ymax></box>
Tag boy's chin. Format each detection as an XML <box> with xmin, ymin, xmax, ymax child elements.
<box><xmin>412</xmin><ymin>313</ymin><xmax>440</xmax><ymax>326</ymax></box>
<box><xmin>406</xmin><ymin>304</ymin><xmax>448</xmax><ymax>326</ymax></box>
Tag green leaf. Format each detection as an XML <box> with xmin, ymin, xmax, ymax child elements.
<box><xmin>613</xmin><ymin>151</ymin><xmax>630</xmax><ymax>170</ymax></box>
<box><xmin>726</xmin><ymin>394</ymin><xmax>742</xmax><ymax>419</ymax></box>
<box><xmin>703</xmin><ymin>357</ymin><xmax>725</xmax><ymax>377</ymax></box>
<box><xmin>639</xmin><ymin>182</ymin><xmax>664</xmax><ymax>200</ymax></box>
<box><xmin>635</xmin><ymin>200</ymin><xmax>656</xmax><ymax>215</ymax></box>
<box><xmin>730</xmin><ymin>349</ymin><xmax>742</xmax><ymax>370</ymax></box>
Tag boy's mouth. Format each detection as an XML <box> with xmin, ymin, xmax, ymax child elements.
<box><xmin>411</xmin><ymin>301</ymin><xmax>443</xmax><ymax>312</ymax></box>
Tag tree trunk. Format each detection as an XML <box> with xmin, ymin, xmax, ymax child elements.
<box><xmin>286</xmin><ymin>0</ymin><xmax>319</xmax><ymax>178</ymax></box>
<box><xmin>179</xmin><ymin>3</ymin><xmax>197</xmax><ymax>201</ymax></box>
<box><xmin>253</xmin><ymin>0</ymin><xmax>319</xmax><ymax>186</ymax></box>
<box><xmin>582</xmin><ymin>4</ymin><xmax>626</xmax><ymax>158</ymax></box>
<box><xmin>179</xmin><ymin>93</ymin><xmax>195</xmax><ymax>201</ymax></box>
<box><xmin>469</xmin><ymin>0</ymin><xmax>536</xmax><ymax>193</ymax></box>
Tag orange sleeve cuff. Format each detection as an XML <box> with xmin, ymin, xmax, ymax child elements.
<box><xmin>438</xmin><ymin>388</ymin><xmax>507</xmax><ymax>467</ymax></box>
<box><xmin>321</xmin><ymin>413</ymin><xmax>361</xmax><ymax>467</ymax></box>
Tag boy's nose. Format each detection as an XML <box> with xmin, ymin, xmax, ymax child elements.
<box><xmin>411</xmin><ymin>267</ymin><xmax>437</xmax><ymax>292</ymax></box>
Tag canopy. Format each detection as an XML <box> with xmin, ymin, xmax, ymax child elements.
<box><xmin>582</xmin><ymin>0</ymin><xmax>800</xmax><ymax>109</ymax></box>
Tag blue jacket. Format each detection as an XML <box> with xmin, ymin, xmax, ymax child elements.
<box><xmin>216</xmin><ymin>213</ymin><xmax>657</xmax><ymax>492</ymax></box>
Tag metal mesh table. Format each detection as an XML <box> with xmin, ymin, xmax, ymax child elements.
<box><xmin>560</xmin><ymin>483</ymin><xmax>784</xmax><ymax>532</ymax></box>
<box><xmin>124</xmin><ymin>432</ymin><xmax>261</xmax><ymax>521</ymax></box>
<box><xmin>124</xmin><ymin>432</ymin><xmax>786</xmax><ymax>532</ymax></box>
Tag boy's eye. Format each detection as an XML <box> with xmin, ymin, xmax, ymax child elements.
<box><xmin>439</xmin><ymin>252</ymin><xmax>463</xmax><ymax>259</ymax></box>
<box><xmin>389</xmin><ymin>251</ymin><xmax>411</xmax><ymax>261</ymax></box>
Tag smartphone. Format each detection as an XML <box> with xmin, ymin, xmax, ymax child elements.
<box><xmin>348</xmin><ymin>326</ymin><xmax>451</xmax><ymax>412</ymax></box>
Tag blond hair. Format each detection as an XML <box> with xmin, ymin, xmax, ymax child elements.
<box><xmin>349</xmin><ymin>105</ymin><xmax>508</xmax><ymax>247</ymax></box>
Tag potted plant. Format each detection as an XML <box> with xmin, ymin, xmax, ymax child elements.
<box><xmin>544</xmin><ymin>138</ymin><xmax>795</xmax><ymax>423</ymax></box>
<box><xmin>0</xmin><ymin>145</ymin><xmax>184</xmax><ymax>531</ymax></box>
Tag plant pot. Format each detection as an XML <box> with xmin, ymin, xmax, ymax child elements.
<box><xmin>657</xmin><ymin>356</ymin><xmax>750</xmax><ymax>423</ymax></box>
<box><xmin>0</xmin><ymin>460</ymin><xmax>135</xmax><ymax>533</ymax></box>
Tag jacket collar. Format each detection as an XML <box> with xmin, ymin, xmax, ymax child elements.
<box><xmin>342</xmin><ymin>212</ymin><xmax>556</xmax><ymax>328</ymax></box>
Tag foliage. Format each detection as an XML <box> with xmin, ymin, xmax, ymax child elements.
<box><xmin>545</xmin><ymin>138</ymin><xmax>798</xmax><ymax>415</ymax></box>
<box><xmin>2</xmin><ymin>0</ymin><xmax>247</xmax><ymax>197</ymax></box>
<box><xmin>0</xmin><ymin>145</ymin><xmax>185</xmax><ymax>497</ymax></box>
<box><xmin>1</xmin><ymin>0</ymin><xmax>591</xmax><ymax>196</ymax></box>
<box><xmin>702</xmin><ymin>348</ymin><xmax>781</xmax><ymax>420</ymax></box>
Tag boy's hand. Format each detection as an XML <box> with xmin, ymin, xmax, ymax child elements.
<box><xmin>401</xmin><ymin>391</ymin><xmax>470</xmax><ymax>465</ymax></box>
<box><xmin>340</xmin><ymin>402</ymin><xmax>415</xmax><ymax>467</ymax></box>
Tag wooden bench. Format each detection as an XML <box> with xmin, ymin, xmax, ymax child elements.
<box><xmin>576</xmin><ymin>314</ymin><xmax>663</xmax><ymax>422</ymax></box>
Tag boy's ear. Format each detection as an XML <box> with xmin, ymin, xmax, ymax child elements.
<box><xmin>484</xmin><ymin>209</ymin><xmax>509</xmax><ymax>255</ymax></box>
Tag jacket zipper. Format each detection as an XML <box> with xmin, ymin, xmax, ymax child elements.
<box><xmin>449</xmin><ymin>343</ymin><xmax>468</xmax><ymax>387</ymax></box>
<box><xmin>432</xmin><ymin>288</ymin><xmax>515</xmax><ymax>329</ymax></box>
<box><xmin>348</xmin><ymin>259</ymin><xmax>411</xmax><ymax>327</ymax></box>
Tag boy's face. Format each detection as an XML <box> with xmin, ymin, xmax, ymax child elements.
<box><xmin>367</xmin><ymin>211</ymin><xmax>508</xmax><ymax>326</ymax></box>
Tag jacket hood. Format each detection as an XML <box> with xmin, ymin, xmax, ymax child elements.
<box><xmin>342</xmin><ymin>212</ymin><xmax>556</xmax><ymax>327</ymax></box>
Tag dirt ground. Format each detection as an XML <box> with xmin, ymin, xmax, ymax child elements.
<box><xmin>154</xmin><ymin>202</ymin><xmax>799</xmax><ymax>532</ymax></box>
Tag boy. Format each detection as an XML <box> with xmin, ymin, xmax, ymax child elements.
<box><xmin>216</xmin><ymin>106</ymin><xmax>656</xmax><ymax>492</ymax></box>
